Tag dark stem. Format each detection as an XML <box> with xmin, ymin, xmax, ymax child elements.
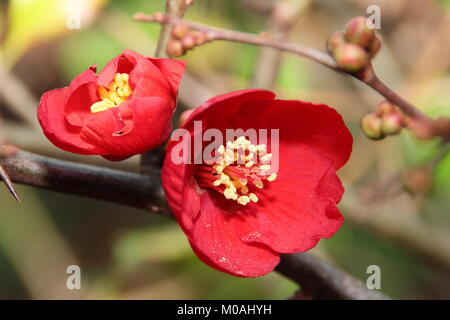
<box><xmin>277</xmin><ymin>253</ymin><xmax>389</xmax><ymax>300</ymax></box>
<box><xmin>140</xmin><ymin>0</ymin><xmax>193</xmax><ymax>172</ymax></box>
<box><xmin>0</xmin><ymin>145</ymin><xmax>168</xmax><ymax>215</ymax></box>
<box><xmin>0</xmin><ymin>145</ymin><xmax>388</xmax><ymax>299</ymax></box>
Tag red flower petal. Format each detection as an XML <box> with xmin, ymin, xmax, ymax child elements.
<box><xmin>124</xmin><ymin>51</ymin><xmax>175</xmax><ymax>102</ymax></box>
<box><xmin>187</xmin><ymin>192</ymin><xmax>281</xmax><ymax>277</ymax></box>
<box><xmin>97</xmin><ymin>53</ymin><xmax>134</xmax><ymax>87</ymax></box>
<box><xmin>80</xmin><ymin>97</ymin><xmax>174</xmax><ymax>158</ymax></box>
<box><xmin>162</xmin><ymin>89</ymin><xmax>352</xmax><ymax>277</ymax></box>
<box><xmin>69</xmin><ymin>66</ymin><xmax>97</xmax><ymax>92</ymax></box>
<box><xmin>37</xmin><ymin>88</ymin><xmax>101</xmax><ymax>154</ymax></box>
<box><xmin>97</xmin><ymin>50</ymin><xmax>183</xmax><ymax>103</ymax></box>
<box><xmin>148</xmin><ymin>57</ymin><xmax>186</xmax><ymax>97</ymax></box>
<box><xmin>231</xmin><ymin>150</ymin><xmax>344</xmax><ymax>253</ymax></box>
<box><xmin>64</xmin><ymin>82</ymin><xmax>99</xmax><ymax>127</ymax></box>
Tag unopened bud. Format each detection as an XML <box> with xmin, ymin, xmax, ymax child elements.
<box><xmin>171</xmin><ymin>25</ymin><xmax>189</xmax><ymax>39</ymax></box>
<box><xmin>153</xmin><ymin>12</ymin><xmax>165</xmax><ymax>23</ymax></box>
<box><xmin>192</xmin><ymin>31</ymin><xmax>208</xmax><ymax>46</ymax></box>
<box><xmin>382</xmin><ymin>113</ymin><xmax>404</xmax><ymax>135</ymax></box>
<box><xmin>166</xmin><ymin>40</ymin><xmax>184</xmax><ymax>57</ymax></box>
<box><xmin>334</xmin><ymin>43</ymin><xmax>369</xmax><ymax>73</ymax></box>
<box><xmin>345</xmin><ymin>16</ymin><xmax>375</xmax><ymax>49</ymax></box>
<box><xmin>369</xmin><ymin>34</ymin><xmax>382</xmax><ymax>58</ymax></box>
<box><xmin>326</xmin><ymin>31</ymin><xmax>346</xmax><ymax>55</ymax></box>
<box><xmin>181</xmin><ymin>34</ymin><xmax>196</xmax><ymax>50</ymax></box>
<box><xmin>179</xmin><ymin>109</ymin><xmax>194</xmax><ymax>127</ymax></box>
<box><xmin>376</xmin><ymin>101</ymin><xmax>395</xmax><ymax>116</ymax></box>
<box><xmin>361</xmin><ymin>113</ymin><xmax>385</xmax><ymax>140</ymax></box>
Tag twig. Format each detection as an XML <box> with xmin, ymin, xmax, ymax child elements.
<box><xmin>154</xmin><ymin>0</ymin><xmax>194</xmax><ymax>58</ymax></box>
<box><xmin>277</xmin><ymin>253</ymin><xmax>389</xmax><ymax>300</ymax></box>
<box><xmin>140</xmin><ymin>0</ymin><xmax>194</xmax><ymax>173</ymax></box>
<box><xmin>0</xmin><ymin>63</ymin><xmax>41</xmax><ymax>130</ymax></box>
<box><xmin>251</xmin><ymin>0</ymin><xmax>313</xmax><ymax>88</ymax></box>
<box><xmin>0</xmin><ymin>145</ymin><xmax>168</xmax><ymax>215</ymax></box>
<box><xmin>133</xmin><ymin>13</ymin><xmax>450</xmax><ymax>141</ymax></box>
<box><xmin>0</xmin><ymin>145</ymin><xmax>388</xmax><ymax>299</ymax></box>
<box><xmin>134</xmin><ymin>13</ymin><xmax>338</xmax><ymax>69</ymax></box>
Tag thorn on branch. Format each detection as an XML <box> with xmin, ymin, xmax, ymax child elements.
<box><xmin>0</xmin><ymin>164</ymin><xmax>20</xmax><ymax>202</ymax></box>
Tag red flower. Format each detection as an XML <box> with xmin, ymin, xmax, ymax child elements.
<box><xmin>161</xmin><ymin>90</ymin><xmax>353</xmax><ymax>277</ymax></box>
<box><xmin>37</xmin><ymin>49</ymin><xmax>186</xmax><ymax>160</ymax></box>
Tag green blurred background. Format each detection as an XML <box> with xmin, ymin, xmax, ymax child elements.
<box><xmin>0</xmin><ymin>0</ymin><xmax>449</xmax><ymax>299</ymax></box>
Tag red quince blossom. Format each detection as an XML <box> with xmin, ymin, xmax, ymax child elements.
<box><xmin>162</xmin><ymin>89</ymin><xmax>353</xmax><ymax>277</ymax></box>
<box><xmin>37</xmin><ymin>49</ymin><xmax>186</xmax><ymax>160</ymax></box>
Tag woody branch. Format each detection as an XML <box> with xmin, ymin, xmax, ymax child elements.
<box><xmin>133</xmin><ymin>12</ymin><xmax>450</xmax><ymax>142</ymax></box>
<box><xmin>0</xmin><ymin>144</ymin><xmax>388</xmax><ymax>300</ymax></box>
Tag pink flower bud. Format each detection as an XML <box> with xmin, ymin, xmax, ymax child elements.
<box><xmin>376</xmin><ymin>101</ymin><xmax>396</xmax><ymax>116</ymax></box>
<box><xmin>382</xmin><ymin>113</ymin><xmax>404</xmax><ymax>135</ymax></box>
<box><xmin>334</xmin><ymin>43</ymin><xmax>369</xmax><ymax>73</ymax></box>
<box><xmin>361</xmin><ymin>113</ymin><xmax>385</xmax><ymax>140</ymax></box>
<box><xmin>181</xmin><ymin>34</ymin><xmax>197</xmax><ymax>50</ymax></box>
<box><xmin>345</xmin><ymin>16</ymin><xmax>375</xmax><ymax>49</ymax></box>
<box><xmin>171</xmin><ymin>25</ymin><xmax>189</xmax><ymax>39</ymax></box>
<box><xmin>369</xmin><ymin>34</ymin><xmax>383</xmax><ymax>58</ymax></box>
<box><xmin>167</xmin><ymin>40</ymin><xmax>185</xmax><ymax>57</ymax></box>
<box><xmin>326</xmin><ymin>31</ymin><xmax>346</xmax><ymax>55</ymax></box>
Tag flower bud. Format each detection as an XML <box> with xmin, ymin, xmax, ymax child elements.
<box><xmin>181</xmin><ymin>34</ymin><xmax>197</xmax><ymax>50</ymax></box>
<box><xmin>167</xmin><ymin>39</ymin><xmax>184</xmax><ymax>57</ymax></box>
<box><xmin>192</xmin><ymin>31</ymin><xmax>208</xmax><ymax>46</ymax></box>
<box><xmin>381</xmin><ymin>113</ymin><xmax>403</xmax><ymax>135</ymax></box>
<box><xmin>345</xmin><ymin>16</ymin><xmax>375</xmax><ymax>49</ymax></box>
<box><xmin>179</xmin><ymin>109</ymin><xmax>194</xmax><ymax>127</ymax></box>
<box><xmin>171</xmin><ymin>25</ymin><xmax>189</xmax><ymax>39</ymax></box>
<box><xmin>369</xmin><ymin>34</ymin><xmax>382</xmax><ymax>58</ymax></box>
<box><xmin>326</xmin><ymin>31</ymin><xmax>346</xmax><ymax>55</ymax></box>
<box><xmin>376</xmin><ymin>101</ymin><xmax>395</xmax><ymax>116</ymax></box>
<box><xmin>361</xmin><ymin>113</ymin><xmax>384</xmax><ymax>140</ymax></box>
<box><xmin>334</xmin><ymin>43</ymin><xmax>369</xmax><ymax>73</ymax></box>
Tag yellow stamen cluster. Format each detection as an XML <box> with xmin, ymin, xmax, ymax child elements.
<box><xmin>90</xmin><ymin>73</ymin><xmax>132</xmax><ymax>113</ymax></box>
<box><xmin>212</xmin><ymin>136</ymin><xmax>277</xmax><ymax>206</ymax></box>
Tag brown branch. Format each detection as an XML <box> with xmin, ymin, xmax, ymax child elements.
<box><xmin>0</xmin><ymin>63</ymin><xmax>41</xmax><ymax>131</ymax></box>
<box><xmin>0</xmin><ymin>145</ymin><xmax>387</xmax><ymax>299</ymax></box>
<box><xmin>154</xmin><ymin>0</ymin><xmax>194</xmax><ymax>58</ymax></box>
<box><xmin>251</xmin><ymin>0</ymin><xmax>313</xmax><ymax>89</ymax></box>
<box><xmin>133</xmin><ymin>13</ymin><xmax>450</xmax><ymax>141</ymax></box>
<box><xmin>134</xmin><ymin>12</ymin><xmax>338</xmax><ymax>69</ymax></box>
<box><xmin>277</xmin><ymin>253</ymin><xmax>389</xmax><ymax>300</ymax></box>
<box><xmin>140</xmin><ymin>0</ymin><xmax>194</xmax><ymax>173</ymax></box>
<box><xmin>0</xmin><ymin>145</ymin><xmax>168</xmax><ymax>216</ymax></box>
<box><xmin>0</xmin><ymin>163</ymin><xmax>20</xmax><ymax>201</ymax></box>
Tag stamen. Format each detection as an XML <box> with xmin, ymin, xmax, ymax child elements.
<box><xmin>90</xmin><ymin>73</ymin><xmax>132</xmax><ymax>113</ymax></box>
<box><xmin>249</xmin><ymin>193</ymin><xmax>258</xmax><ymax>203</ymax></box>
<box><xmin>194</xmin><ymin>136</ymin><xmax>277</xmax><ymax>206</ymax></box>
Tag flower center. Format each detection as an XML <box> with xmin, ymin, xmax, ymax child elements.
<box><xmin>90</xmin><ymin>73</ymin><xmax>132</xmax><ymax>113</ymax></box>
<box><xmin>195</xmin><ymin>136</ymin><xmax>277</xmax><ymax>206</ymax></box>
